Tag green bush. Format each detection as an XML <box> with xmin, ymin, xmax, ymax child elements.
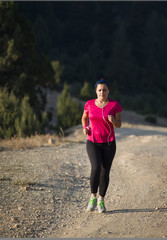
<box><xmin>0</xmin><ymin>88</ymin><xmax>19</xmax><ymax>139</ymax></box>
<box><xmin>51</xmin><ymin>60</ymin><xmax>64</xmax><ymax>89</ymax></box>
<box><xmin>57</xmin><ymin>84</ymin><xmax>83</xmax><ymax>130</ymax></box>
<box><xmin>80</xmin><ymin>81</ymin><xmax>92</xmax><ymax>100</ymax></box>
<box><xmin>0</xmin><ymin>88</ymin><xmax>48</xmax><ymax>139</ymax></box>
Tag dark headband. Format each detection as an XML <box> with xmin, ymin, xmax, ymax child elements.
<box><xmin>95</xmin><ymin>79</ymin><xmax>109</xmax><ymax>88</ymax></box>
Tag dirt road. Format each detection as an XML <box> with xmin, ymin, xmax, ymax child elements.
<box><xmin>0</xmin><ymin>124</ymin><xmax>167</xmax><ymax>238</ymax></box>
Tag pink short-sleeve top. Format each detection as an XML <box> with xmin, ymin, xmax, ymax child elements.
<box><xmin>84</xmin><ymin>99</ymin><xmax>123</xmax><ymax>143</ymax></box>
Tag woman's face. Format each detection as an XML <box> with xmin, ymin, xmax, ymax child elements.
<box><xmin>96</xmin><ymin>84</ymin><xmax>109</xmax><ymax>101</ymax></box>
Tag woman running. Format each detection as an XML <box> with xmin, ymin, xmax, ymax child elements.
<box><xmin>81</xmin><ymin>79</ymin><xmax>123</xmax><ymax>213</ymax></box>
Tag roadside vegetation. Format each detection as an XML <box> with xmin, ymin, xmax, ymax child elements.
<box><xmin>1</xmin><ymin>1</ymin><xmax>167</xmax><ymax>141</ymax></box>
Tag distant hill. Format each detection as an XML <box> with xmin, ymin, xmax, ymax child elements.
<box><xmin>17</xmin><ymin>2</ymin><xmax>167</xmax><ymax>118</ymax></box>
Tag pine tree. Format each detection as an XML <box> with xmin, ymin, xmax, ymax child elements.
<box><xmin>0</xmin><ymin>1</ymin><xmax>54</xmax><ymax>111</ymax></box>
<box><xmin>0</xmin><ymin>88</ymin><xmax>48</xmax><ymax>139</ymax></box>
<box><xmin>0</xmin><ymin>88</ymin><xmax>19</xmax><ymax>138</ymax></box>
<box><xmin>57</xmin><ymin>84</ymin><xmax>82</xmax><ymax>130</ymax></box>
<box><xmin>80</xmin><ymin>82</ymin><xmax>92</xmax><ymax>100</ymax></box>
<box><xmin>105</xmin><ymin>20</ymin><xmax>138</xmax><ymax>95</ymax></box>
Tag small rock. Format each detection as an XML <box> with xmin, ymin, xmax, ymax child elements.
<box><xmin>20</xmin><ymin>186</ymin><xmax>30</xmax><ymax>191</ymax></box>
<box><xmin>11</xmin><ymin>217</ymin><xmax>19</xmax><ymax>222</ymax></box>
<box><xmin>18</xmin><ymin>206</ymin><xmax>23</xmax><ymax>211</ymax></box>
<box><xmin>55</xmin><ymin>197</ymin><xmax>60</xmax><ymax>200</ymax></box>
<box><xmin>13</xmin><ymin>223</ymin><xmax>19</xmax><ymax>228</ymax></box>
<box><xmin>48</xmin><ymin>138</ymin><xmax>56</xmax><ymax>144</ymax></box>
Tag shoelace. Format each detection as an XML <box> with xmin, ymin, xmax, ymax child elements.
<box><xmin>99</xmin><ymin>200</ymin><xmax>105</xmax><ymax>209</ymax></box>
<box><xmin>90</xmin><ymin>198</ymin><xmax>96</xmax><ymax>205</ymax></box>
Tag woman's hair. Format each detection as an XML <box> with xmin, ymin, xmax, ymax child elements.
<box><xmin>95</xmin><ymin>78</ymin><xmax>110</xmax><ymax>89</ymax></box>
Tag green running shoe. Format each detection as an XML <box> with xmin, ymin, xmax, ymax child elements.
<box><xmin>87</xmin><ymin>196</ymin><xmax>97</xmax><ymax>211</ymax></box>
<box><xmin>97</xmin><ymin>199</ymin><xmax>106</xmax><ymax>213</ymax></box>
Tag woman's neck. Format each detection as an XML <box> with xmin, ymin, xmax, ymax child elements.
<box><xmin>97</xmin><ymin>98</ymin><xmax>108</xmax><ymax>104</ymax></box>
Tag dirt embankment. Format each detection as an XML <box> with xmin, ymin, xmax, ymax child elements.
<box><xmin>0</xmin><ymin>118</ymin><xmax>167</xmax><ymax>238</ymax></box>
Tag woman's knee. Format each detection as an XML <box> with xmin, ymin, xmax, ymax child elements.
<box><xmin>91</xmin><ymin>164</ymin><xmax>101</xmax><ymax>176</ymax></box>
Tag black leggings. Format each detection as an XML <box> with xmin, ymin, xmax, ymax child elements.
<box><xmin>86</xmin><ymin>140</ymin><xmax>116</xmax><ymax>197</ymax></box>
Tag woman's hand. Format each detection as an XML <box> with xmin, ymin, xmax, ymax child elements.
<box><xmin>108</xmin><ymin>112</ymin><xmax>122</xmax><ymax>128</ymax></box>
<box><xmin>108</xmin><ymin>115</ymin><xmax>114</xmax><ymax>124</ymax></box>
<box><xmin>83</xmin><ymin>127</ymin><xmax>89</xmax><ymax>135</ymax></box>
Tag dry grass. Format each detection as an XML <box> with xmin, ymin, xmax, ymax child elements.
<box><xmin>0</xmin><ymin>134</ymin><xmax>65</xmax><ymax>151</ymax></box>
<box><xmin>0</xmin><ymin>125</ymin><xmax>85</xmax><ymax>151</ymax></box>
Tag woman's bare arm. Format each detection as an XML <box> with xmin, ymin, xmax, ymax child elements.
<box><xmin>81</xmin><ymin>111</ymin><xmax>89</xmax><ymax>135</ymax></box>
<box><xmin>108</xmin><ymin>112</ymin><xmax>122</xmax><ymax>128</ymax></box>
